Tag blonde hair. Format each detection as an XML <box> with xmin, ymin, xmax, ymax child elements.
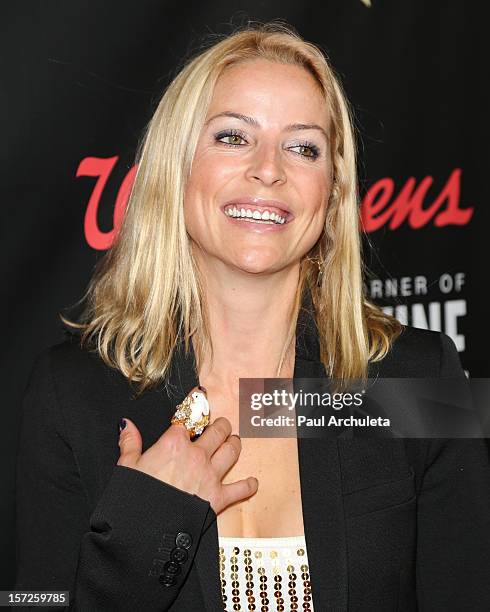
<box><xmin>61</xmin><ymin>20</ymin><xmax>402</xmax><ymax>396</ymax></box>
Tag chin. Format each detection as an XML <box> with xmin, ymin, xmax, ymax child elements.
<box><xmin>235</xmin><ymin>246</ymin><xmax>281</xmax><ymax>267</ymax></box>
<box><xmin>230</xmin><ymin>257</ymin><xmax>279</xmax><ymax>276</ymax></box>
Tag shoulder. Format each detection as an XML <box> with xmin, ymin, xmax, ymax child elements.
<box><xmin>28</xmin><ymin>332</ymin><xmax>130</xmax><ymax>403</ymax></box>
<box><xmin>40</xmin><ymin>332</ymin><xmax>109</xmax><ymax>375</ymax></box>
<box><xmin>371</xmin><ymin>325</ymin><xmax>465</xmax><ymax>378</ymax></box>
<box><xmin>22</xmin><ymin>334</ymin><xmax>138</xmax><ymax>449</ymax></box>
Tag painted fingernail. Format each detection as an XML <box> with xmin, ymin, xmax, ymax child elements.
<box><xmin>198</xmin><ymin>385</ymin><xmax>207</xmax><ymax>393</ymax></box>
<box><xmin>118</xmin><ymin>418</ymin><xmax>127</xmax><ymax>433</ymax></box>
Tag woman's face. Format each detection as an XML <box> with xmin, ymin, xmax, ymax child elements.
<box><xmin>184</xmin><ymin>58</ymin><xmax>332</xmax><ymax>276</ymax></box>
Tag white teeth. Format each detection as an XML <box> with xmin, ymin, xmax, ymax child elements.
<box><xmin>224</xmin><ymin>206</ymin><xmax>287</xmax><ymax>224</ymax></box>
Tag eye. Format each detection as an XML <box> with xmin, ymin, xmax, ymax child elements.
<box><xmin>215</xmin><ymin>129</ymin><xmax>248</xmax><ymax>147</ymax></box>
<box><xmin>214</xmin><ymin>129</ymin><xmax>321</xmax><ymax>161</ymax></box>
<box><xmin>289</xmin><ymin>142</ymin><xmax>321</xmax><ymax>161</ymax></box>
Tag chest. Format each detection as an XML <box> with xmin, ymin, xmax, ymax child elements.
<box><xmin>203</xmin><ymin>380</ymin><xmax>305</xmax><ymax>538</ymax></box>
<box><xmin>218</xmin><ymin>437</ymin><xmax>305</xmax><ymax>537</ymax></box>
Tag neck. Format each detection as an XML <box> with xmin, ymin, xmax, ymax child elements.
<box><xmin>192</xmin><ymin>256</ymin><xmax>300</xmax><ymax>391</ymax></box>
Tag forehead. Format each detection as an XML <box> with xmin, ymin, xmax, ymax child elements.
<box><xmin>208</xmin><ymin>59</ymin><xmax>329</xmax><ymax>128</ymax></box>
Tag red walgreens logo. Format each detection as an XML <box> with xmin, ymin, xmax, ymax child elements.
<box><xmin>77</xmin><ymin>157</ymin><xmax>474</xmax><ymax>250</ymax></box>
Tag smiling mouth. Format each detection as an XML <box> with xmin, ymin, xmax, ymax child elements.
<box><xmin>232</xmin><ymin>217</ymin><xmax>279</xmax><ymax>225</ymax></box>
<box><xmin>222</xmin><ymin>204</ymin><xmax>293</xmax><ymax>225</ymax></box>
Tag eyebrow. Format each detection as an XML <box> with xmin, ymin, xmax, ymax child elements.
<box><xmin>204</xmin><ymin>111</ymin><xmax>329</xmax><ymax>141</ymax></box>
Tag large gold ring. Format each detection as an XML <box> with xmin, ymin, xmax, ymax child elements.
<box><xmin>171</xmin><ymin>385</ymin><xmax>210</xmax><ymax>439</ymax></box>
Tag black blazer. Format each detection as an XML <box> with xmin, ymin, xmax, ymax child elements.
<box><xmin>14</xmin><ymin>297</ymin><xmax>490</xmax><ymax>611</ymax></box>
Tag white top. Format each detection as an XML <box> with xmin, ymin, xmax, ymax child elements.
<box><xmin>218</xmin><ymin>535</ymin><xmax>314</xmax><ymax>611</ymax></box>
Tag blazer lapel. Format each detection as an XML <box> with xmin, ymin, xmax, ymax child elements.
<box><xmin>162</xmin><ymin>288</ymin><xmax>349</xmax><ymax>611</ymax></box>
<box><xmin>163</xmin><ymin>338</ymin><xmax>225</xmax><ymax>610</ymax></box>
<box><xmin>294</xmin><ymin>292</ymin><xmax>349</xmax><ymax>611</ymax></box>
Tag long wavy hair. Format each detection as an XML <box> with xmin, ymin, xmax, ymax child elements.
<box><xmin>61</xmin><ymin>20</ymin><xmax>402</xmax><ymax>396</ymax></box>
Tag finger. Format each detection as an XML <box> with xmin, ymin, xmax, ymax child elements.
<box><xmin>210</xmin><ymin>435</ymin><xmax>241</xmax><ymax>478</ymax></box>
<box><xmin>194</xmin><ymin>417</ymin><xmax>232</xmax><ymax>456</ymax></box>
<box><xmin>117</xmin><ymin>418</ymin><xmax>143</xmax><ymax>468</ymax></box>
<box><xmin>168</xmin><ymin>421</ymin><xmax>193</xmax><ymax>441</ymax></box>
<box><xmin>155</xmin><ymin>421</ymin><xmax>192</xmax><ymax>454</ymax></box>
<box><xmin>221</xmin><ymin>477</ymin><xmax>259</xmax><ymax>508</ymax></box>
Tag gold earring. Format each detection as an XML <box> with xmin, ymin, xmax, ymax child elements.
<box><xmin>306</xmin><ymin>256</ymin><xmax>325</xmax><ymax>287</ymax></box>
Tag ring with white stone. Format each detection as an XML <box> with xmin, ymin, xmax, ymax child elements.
<box><xmin>171</xmin><ymin>385</ymin><xmax>210</xmax><ymax>439</ymax></box>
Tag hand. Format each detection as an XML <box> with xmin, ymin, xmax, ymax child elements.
<box><xmin>117</xmin><ymin>416</ymin><xmax>258</xmax><ymax>514</ymax></box>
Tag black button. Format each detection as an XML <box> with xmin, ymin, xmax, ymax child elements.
<box><xmin>175</xmin><ymin>532</ymin><xmax>192</xmax><ymax>549</ymax></box>
<box><xmin>159</xmin><ymin>574</ymin><xmax>175</xmax><ymax>587</ymax></box>
<box><xmin>163</xmin><ymin>560</ymin><xmax>181</xmax><ymax>575</ymax></box>
<box><xmin>170</xmin><ymin>546</ymin><xmax>188</xmax><ymax>564</ymax></box>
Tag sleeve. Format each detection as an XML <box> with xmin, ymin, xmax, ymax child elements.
<box><xmin>415</xmin><ymin>333</ymin><xmax>490</xmax><ymax>610</ymax></box>
<box><xmin>14</xmin><ymin>348</ymin><xmax>215</xmax><ymax>611</ymax></box>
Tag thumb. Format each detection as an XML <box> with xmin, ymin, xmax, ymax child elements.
<box><xmin>117</xmin><ymin>418</ymin><xmax>143</xmax><ymax>468</ymax></box>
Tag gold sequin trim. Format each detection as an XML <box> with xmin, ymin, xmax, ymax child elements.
<box><xmin>219</xmin><ymin>542</ymin><xmax>312</xmax><ymax>611</ymax></box>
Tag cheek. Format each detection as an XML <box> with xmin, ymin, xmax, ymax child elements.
<box><xmin>300</xmin><ymin>165</ymin><xmax>330</xmax><ymax>197</ymax></box>
<box><xmin>184</xmin><ymin>156</ymin><xmax>227</xmax><ymax>212</ymax></box>
<box><xmin>183</xmin><ymin>180</ymin><xmax>206</xmax><ymax>242</ymax></box>
<box><xmin>309</xmin><ymin>212</ymin><xmax>328</xmax><ymax>245</ymax></box>
<box><xmin>304</xmin><ymin>180</ymin><xmax>330</xmax><ymax>221</ymax></box>
<box><xmin>184</xmin><ymin>168</ymin><xmax>210</xmax><ymax>219</ymax></box>
<box><xmin>183</xmin><ymin>170</ymin><xmax>222</xmax><ymax>247</ymax></box>
<box><xmin>183</xmin><ymin>195</ymin><xmax>210</xmax><ymax>241</ymax></box>
<box><xmin>298</xmin><ymin>181</ymin><xmax>330</xmax><ymax>245</ymax></box>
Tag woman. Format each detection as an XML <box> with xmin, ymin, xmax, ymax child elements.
<box><xmin>15</xmin><ymin>22</ymin><xmax>490</xmax><ymax>611</ymax></box>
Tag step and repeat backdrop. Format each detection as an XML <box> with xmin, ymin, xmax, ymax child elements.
<box><xmin>3</xmin><ymin>0</ymin><xmax>483</xmax><ymax>586</ymax></box>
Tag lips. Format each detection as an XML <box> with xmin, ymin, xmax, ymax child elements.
<box><xmin>221</xmin><ymin>197</ymin><xmax>294</xmax><ymax>223</ymax></box>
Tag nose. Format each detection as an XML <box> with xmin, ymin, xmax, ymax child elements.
<box><xmin>245</xmin><ymin>143</ymin><xmax>287</xmax><ymax>186</ymax></box>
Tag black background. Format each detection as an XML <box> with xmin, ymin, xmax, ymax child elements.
<box><xmin>3</xmin><ymin>0</ymin><xmax>484</xmax><ymax>587</ymax></box>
